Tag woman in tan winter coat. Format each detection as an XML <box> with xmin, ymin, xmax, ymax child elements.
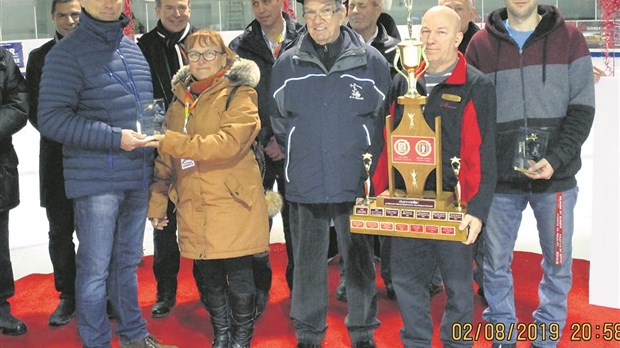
<box><xmin>146</xmin><ymin>29</ymin><xmax>268</xmax><ymax>348</ymax></box>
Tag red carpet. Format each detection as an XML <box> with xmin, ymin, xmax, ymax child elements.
<box><xmin>1</xmin><ymin>243</ymin><xmax>619</xmax><ymax>348</ymax></box>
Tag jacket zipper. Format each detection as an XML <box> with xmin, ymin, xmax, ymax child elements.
<box><xmin>519</xmin><ymin>48</ymin><xmax>528</xmax><ymax>129</ymax></box>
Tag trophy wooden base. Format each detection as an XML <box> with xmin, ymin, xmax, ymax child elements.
<box><xmin>350</xmin><ymin>190</ymin><xmax>468</xmax><ymax>242</ymax></box>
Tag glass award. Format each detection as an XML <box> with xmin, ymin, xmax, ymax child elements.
<box><xmin>513</xmin><ymin>127</ymin><xmax>549</xmax><ymax>173</ymax></box>
<box><xmin>137</xmin><ymin>98</ymin><xmax>166</xmax><ymax>136</ymax></box>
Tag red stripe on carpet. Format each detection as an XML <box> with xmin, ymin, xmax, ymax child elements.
<box><xmin>1</xmin><ymin>243</ymin><xmax>618</xmax><ymax>347</ymax></box>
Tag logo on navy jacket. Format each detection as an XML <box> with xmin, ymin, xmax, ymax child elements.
<box><xmin>349</xmin><ymin>82</ymin><xmax>364</xmax><ymax>100</ymax></box>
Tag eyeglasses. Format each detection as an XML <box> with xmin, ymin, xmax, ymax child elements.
<box><xmin>303</xmin><ymin>7</ymin><xmax>339</xmax><ymax>21</ymax></box>
<box><xmin>187</xmin><ymin>50</ymin><xmax>223</xmax><ymax>62</ymax></box>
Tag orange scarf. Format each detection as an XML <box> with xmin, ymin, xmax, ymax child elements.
<box><xmin>190</xmin><ymin>67</ymin><xmax>229</xmax><ymax>95</ymax></box>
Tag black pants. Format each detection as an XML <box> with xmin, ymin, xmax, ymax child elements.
<box><xmin>0</xmin><ymin>211</ymin><xmax>15</xmax><ymax>315</ymax></box>
<box><xmin>289</xmin><ymin>202</ymin><xmax>378</xmax><ymax>343</ymax></box>
<box><xmin>152</xmin><ymin>199</ymin><xmax>180</xmax><ymax>299</ymax></box>
<box><xmin>40</xmin><ymin>138</ymin><xmax>77</xmax><ymax>300</ymax></box>
<box><xmin>46</xmin><ymin>192</ymin><xmax>76</xmax><ymax>299</ymax></box>
<box><xmin>194</xmin><ymin>256</ymin><xmax>255</xmax><ymax>296</ymax></box>
<box><xmin>391</xmin><ymin>238</ymin><xmax>474</xmax><ymax>347</ymax></box>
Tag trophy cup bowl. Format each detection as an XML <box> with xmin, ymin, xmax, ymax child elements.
<box><xmin>394</xmin><ymin>38</ymin><xmax>425</xmax><ymax>98</ymax></box>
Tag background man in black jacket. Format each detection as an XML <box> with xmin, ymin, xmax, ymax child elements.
<box><xmin>26</xmin><ymin>0</ymin><xmax>81</xmax><ymax>327</ymax></box>
<box><xmin>137</xmin><ymin>0</ymin><xmax>195</xmax><ymax>319</ymax></box>
<box><xmin>0</xmin><ymin>46</ymin><xmax>29</xmax><ymax>337</ymax></box>
<box><xmin>439</xmin><ymin>0</ymin><xmax>478</xmax><ymax>54</ymax></box>
<box><xmin>339</xmin><ymin>0</ymin><xmax>400</xmax><ymax>303</ymax></box>
<box><xmin>229</xmin><ymin>0</ymin><xmax>303</xmax><ymax>317</ymax></box>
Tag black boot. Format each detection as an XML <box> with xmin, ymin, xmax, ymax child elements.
<box><xmin>252</xmin><ymin>255</ymin><xmax>271</xmax><ymax>319</ymax></box>
<box><xmin>0</xmin><ymin>312</ymin><xmax>27</xmax><ymax>336</ymax></box>
<box><xmin>230</xmin><ymin>293</ymin><xmax>255</xmax><ymax>348</ymax></box>
<box><xmin>204</xmin><ymin>286</ymin><xmax>231</xmax><ymax>348</ymax></box>
<box><xmin>48</xmin><ymin>298</ymin><xmax>76</xmax><ymax>326</ymax></box>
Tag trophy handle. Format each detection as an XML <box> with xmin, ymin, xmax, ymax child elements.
<box><xmin>415</xmin><ymin>50</ymin><xmax>429</xmax><ymax>81</ymax></box>
<box><xmin>394</xmin><ymin>49</ymin><xmax>409</xmax><ymax>82</ymax></box>
<box><xmin>394</xmin><ymin>48</ymin><xmax>419</xmax><ymax>98</ymax></box>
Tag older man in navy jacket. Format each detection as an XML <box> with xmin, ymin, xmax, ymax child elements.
<box><xmin>271</xmin><ymin>0</ymin><xmax>390</xmax><ymax>347</ymax></box>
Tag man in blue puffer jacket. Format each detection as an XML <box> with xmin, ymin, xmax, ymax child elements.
<box><xmin>38</xmin><ymin>0</ymin><xmax>175</xmax><ymax>347</ymax></box>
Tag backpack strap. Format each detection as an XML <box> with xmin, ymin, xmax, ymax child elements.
<box><xmin>224</xmin><ymin>84</ymin><xmax>266</xmax><ymax>178</ymax></box>
<box><xmin>225</xmin><ymin>85</ymin><xmax>241</xmax><ymax>111</ymax></box>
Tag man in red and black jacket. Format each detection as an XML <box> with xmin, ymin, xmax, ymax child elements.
<box><xmin>372</xmin><ymin>6</ymin><xmax>496</xmax><ymax>347</ymax></box>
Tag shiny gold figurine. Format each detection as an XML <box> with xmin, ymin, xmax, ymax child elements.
<box><xmin>363</xmin><ymin>153</ymin><xmax>373</xmax><ymax>205</ymax></box>
<box><xmin>450</xmin><ymin>157</ymin><xmax>462</xmax><ymax>210</ymax></box>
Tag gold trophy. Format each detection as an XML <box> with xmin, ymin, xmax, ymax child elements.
<box><xmin>394</xmin><ymin>0</ymin><xmax>426</xmax><ymax>98</ymax></box>
<box><xmin>349</xmin><ymin>0</ymin><xmax>467</xmax><ymax>242</ymax></box>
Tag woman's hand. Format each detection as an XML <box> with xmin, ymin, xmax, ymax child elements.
<box><xmin>143</xmin><ymin>133</ymin><xmax>165</xmax><ymax>148</ymax></box>
<box><xmin>150</xmin><ymin>216</ymin><xmax>169</xmax><ymax>230</ymax></box>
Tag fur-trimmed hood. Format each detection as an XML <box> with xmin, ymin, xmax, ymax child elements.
<box><xmin>171</xmin><ymin>57</ymin><xmax>260</xmax><ymax>89</ymax></box>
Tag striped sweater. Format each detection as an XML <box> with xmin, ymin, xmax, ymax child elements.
<box><xmin>465</xmin><ymin>5</ymin><xmax>595</xmax><ymax>194</ymax></box>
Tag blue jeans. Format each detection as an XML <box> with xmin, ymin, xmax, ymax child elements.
<box><xmin>483</xmin><ymin>188</ymin><xmax>577</xmax><ymax>347</ymax></box>
<box><xmin>289</xmin><ymin>202</ymin><xmax>379</xmax><ymax>345</ymax></box>
<box><xmin>73</xmin><ymin>190</ymin><xmax>150</xmax><ymax>348</ymax></box>
<box><xmin>391</xmin><ymin>237</ymin><xmax>474</xmax><ymax>348</ymax></box>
